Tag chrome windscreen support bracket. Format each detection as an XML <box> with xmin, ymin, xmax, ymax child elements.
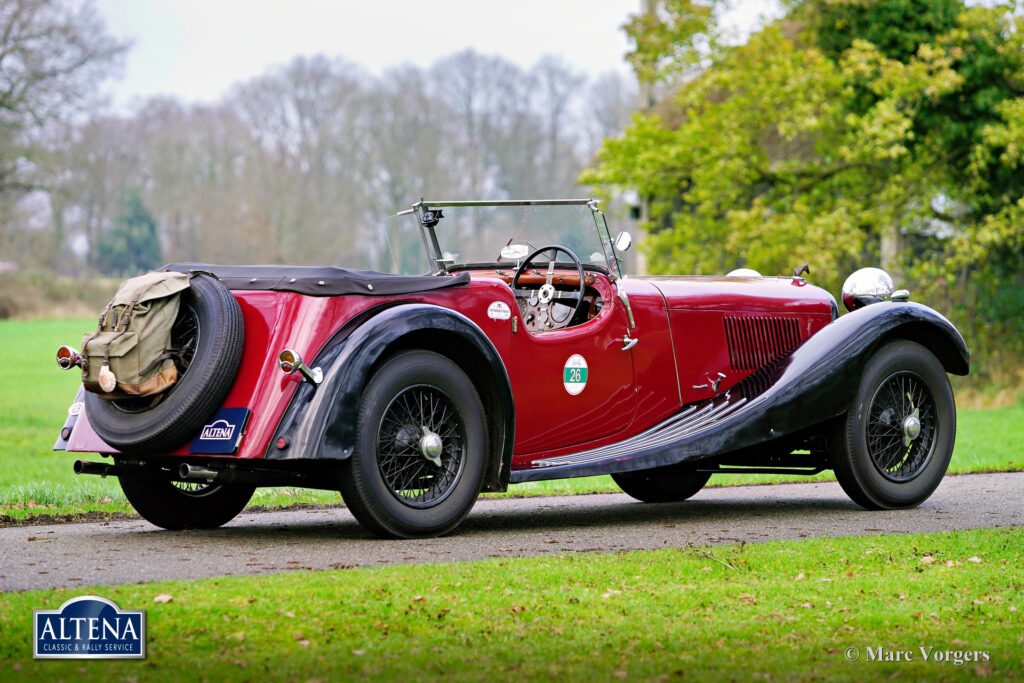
<box><xmin>617</xmin><ymin>288</ymin><xmax>636</xmax><ymax>329</ymax></box>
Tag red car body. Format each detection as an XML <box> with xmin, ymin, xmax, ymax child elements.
<box><xmin>63</xmin><ymin>273</ymin><xmax>834</xmax><ymax>467</ymax></box>
<box><xmin>55</xmin><ymin>199</ymin><xmax>968</xmax><ymax>537</ymax></box>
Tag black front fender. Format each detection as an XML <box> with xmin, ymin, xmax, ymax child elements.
<box><xmin>513</xmin><ymin>301</ymin><xmax>968</xmax><ymax>482</ymax></box>
<box><xmin>267</xmin><ymin>303</ymin><xmax>515</xmax><ymax>491</ymax></box>
<box><xmin>733</xmin><ymin>300</ymin><xmax>968</xmax><ymax>444</ymax></box>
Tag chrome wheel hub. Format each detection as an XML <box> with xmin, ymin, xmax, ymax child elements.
<box><xmin>902</xmin><ymin>412</ymin><xmax>921</xmax><ymax>447</ymax></box>
<box><xmin>419</xmin><ymin>428</ymin><xmax>443</xmax><ymax>467</ymax></box>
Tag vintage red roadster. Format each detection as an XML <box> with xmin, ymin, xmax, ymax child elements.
<box><xmin>54</xmin><ymin>199</ymin><xmax>969</xmax><ymax>538</ymax></box>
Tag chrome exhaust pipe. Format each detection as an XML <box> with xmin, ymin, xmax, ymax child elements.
<box><xmin>179</xmin><ymin>463</ymin><xmax>218</xmax><ymax>482</ymax></box>
<box><xmin>73</xmin><ymin>460</ymin><xmax>120</xmax><ymax>477</ymax></box>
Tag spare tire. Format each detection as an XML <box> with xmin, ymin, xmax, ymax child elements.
<box><xmin>85</xmin><ymin>273</ymin><xmax>244</xmax><ymax>454</ymax></box>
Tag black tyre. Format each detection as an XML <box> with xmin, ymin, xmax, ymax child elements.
<box><xmin>831</xmin><ymin>340</ymin><xmax>955</xmax><ymax>509</ymax></box>
<box><xmin>612</xmin><ymin>462</ymin><xmax>712</xmax><ymax>503</ymax></box>
<box><xmin>85</xmin><ymin>273</ymin><xmax>244</xmax><ymax>454</ymax></box>
<box><xmin>118</xmin><ymin>468</ymin><xmax>254</xmax><ymax>530</ymax></box>
<box><xmin>339</xmin><ymin>350</ymin><xmax>487</xmax><ymax>538</ymax></box>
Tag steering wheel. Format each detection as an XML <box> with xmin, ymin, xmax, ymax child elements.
<box><xmin>511</xmin><ymin>245</ymin><xmax>586</xmax><ymax>332</ymax></box>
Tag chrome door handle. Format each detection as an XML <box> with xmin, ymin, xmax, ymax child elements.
<box><xmin>622</xmin><ymin>335</ymin><xmax>638</xmax><ymax>351</ymax></box>
<box><xmin>693</xmin><ymin>372</ymin><xmax>726</xmax><ymax>392</ymax></box>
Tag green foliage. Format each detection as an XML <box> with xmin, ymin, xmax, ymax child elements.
<box><xmin>811</xmin><ymin>0</ymin><xmax>963</xmax><ymax>63</ymax></box>
<box><xmin>585</xmin><ymin>0</ymin><xmax>1024</xmax><ymax>381</ymax></box>
<box><xmin>622</xmin><ymin>0</ymin><xmax>721</xmax><ymax>83</ymax></box>
<box><xmin>95</xmin><ymin>188</ymin><xmax>162</xmax><ymax>276</ymax></box>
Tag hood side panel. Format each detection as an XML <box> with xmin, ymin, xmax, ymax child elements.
<box><xmin>645</xmin><ymin>276</ymin><xmax>834</xmax><ymax>404</ymax></box>
<box><xmin>647</xmin><ymin>276</ymin><xmax>835</xmax><ymax>314</ymax></box>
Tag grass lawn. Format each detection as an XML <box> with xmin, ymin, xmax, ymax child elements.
<box><xmin>0</xmin><ymin>526</ymin><xmax>1020</xmax><ymax>680</ymax></box>
<box><xmin>1</xmin><ymin>317</ymin><xmax>1022</xmax><ymax>521</ymax></box>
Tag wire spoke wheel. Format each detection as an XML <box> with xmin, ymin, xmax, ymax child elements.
<box><xmin>340</xmin><ymin>350</ymin><xmax>487</xmax><ymax>538</ymax></box>
<box><xmin>376</xmin><ymin>384</ymin><xmax>466</xmax><ymax>508</ymax></box>
<box><xmin>169</xmin><ymin>480</ymin><xmax>218</xmax><ymax>496</ymax></box>
<box><xmin>831</xmin><ymin>340</ymin><xmax>955</xmax><ymax>510</ymax></box>
<box><xmin>866</xmin><ymin>371</ymin><xmax>936</xmax><ymax>482</ymax></box>
<box><xmin>612</xmin><ymin>462</ymin><xmax>711</xmax><ymax>503</ymax></box>
<box><xmin>117</xmin><ymin>464</ymin><xmax>254</xmax><ymax>530</ymax></box>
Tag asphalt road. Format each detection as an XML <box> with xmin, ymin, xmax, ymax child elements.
<box><xmin>2</xmin><ymin>472</ymin><xmax>1020</xmax><ymax>592</ymax></box>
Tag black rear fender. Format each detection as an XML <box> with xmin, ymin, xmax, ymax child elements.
<box><xmin>267</xmin><ymin>304</ymin><xmax>514</xmax><ymax>492</ymax></box>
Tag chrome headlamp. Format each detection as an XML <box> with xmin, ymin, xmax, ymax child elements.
<box><xmin>841</xmin><ymin>267</ymin><xmax>907</xmax><ymax>312</ymax></box>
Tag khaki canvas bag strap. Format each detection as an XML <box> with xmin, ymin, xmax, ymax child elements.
<box><xmin>81</xmin><ymin>299</ymin><xmax>116</xmax><ymax>360</ymax></box>
<box><xmin>102</xmin><ymin>289</ymin><xmax>144</xmax><ymax>364</ymax></box>
<box><xmin>139</xmin><ymin>351</ymin><xmax>175</xmax><ymax>378</ymax></box>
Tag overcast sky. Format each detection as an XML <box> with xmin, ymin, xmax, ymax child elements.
<box><xmin>93</xmin><ymin>0</ymin><xmax>781</xmax><ymax>108</ymax></box>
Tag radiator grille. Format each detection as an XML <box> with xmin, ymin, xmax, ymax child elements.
<box><xmin>724</xmin><ymin>316</ymin><xmax>801</xmax><ymax>371</ymax></box>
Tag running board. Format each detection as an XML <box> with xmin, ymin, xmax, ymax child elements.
<box><xmin>510</xmin><ymin>391</ymin><xmax>749</xmax><ymax>483</ymax></box>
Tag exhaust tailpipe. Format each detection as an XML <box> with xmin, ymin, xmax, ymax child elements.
<box><xmin>179</xmin><ymin>463</ymin><xmax>218</xmax><ymax>482</ymax></box>
<box><xmin>74</xmin><ymin>460</ymin><xmax>120</xmax><ymax>477</ymax></box>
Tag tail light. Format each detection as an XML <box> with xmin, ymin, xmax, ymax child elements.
<box><xmin>56</xmin><ymin>346</ymin><xmax>85</xmax><ymax>370</ymax></box>
<box><xmin>278</xmin><ymin>349</ymin><xmax>322</xmax><ymax>386</ymax></box>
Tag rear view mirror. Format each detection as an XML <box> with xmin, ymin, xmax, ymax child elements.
<box><xmin>614</xmin><ymin>231</ymin><xmax>632</xmax><ymax>252</ymax></box>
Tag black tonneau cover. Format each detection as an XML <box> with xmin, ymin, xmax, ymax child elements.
<box><xmin>163</xmin><ymin>263</ymin><xmax>470</xmax><ymax>297</ymax></box>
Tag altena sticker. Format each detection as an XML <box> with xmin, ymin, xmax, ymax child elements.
<box><xmin>34</xmin><ymin>596</ymin><xmax>145</xmax><ymax>659</ymax></box>
<box><xmin>563</xmin><ymin>354</ymin><xmax>588</xmax><ymax>395</ymax></box>
<box><xmin>189</xmin><ymin>407</ymin><xmax>250</xmax><ymax>455</ymax></box>
<box><xmin>487</xmin><ymin>301</ymin><xmax>512</xmax><ymax>321</ymax></box>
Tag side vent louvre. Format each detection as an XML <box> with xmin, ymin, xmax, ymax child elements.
<box><xmin>724</xmin><ymin>316</ymin><xmax>801</xmax><ymax>371</ymax></box>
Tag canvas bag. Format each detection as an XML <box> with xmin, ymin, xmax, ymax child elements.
<box><xmin>81</xmin><ymin>271</ymin><xmax>192</xmax><ymax>398</ymax></box>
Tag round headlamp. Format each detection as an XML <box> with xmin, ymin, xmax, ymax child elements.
<box><xmin>841</xmin><ymin>268</ymin><xmax>894</xmax><ymax>312</ymax></box>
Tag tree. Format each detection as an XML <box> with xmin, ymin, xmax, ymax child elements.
<box><xmin>584</xmin><ymin>0</ymin><xmax>1024</xmax><ymax>376</ymax></box>
<box><xmin>0</xmin><ymin>0</ymin><xmax>127</xmax><ymax>195</ymax></box>
<box><xmin>586</xmin><ymin>70</ymin><xmax>639</xmax><ymax>149</ymax></box>
<box><xmin>95</xmin><ymin>188</ymin><xmax>161</xmax><ymax>276</ymax></box>
<box><xmin>27</xmin><ymin>47</ymin><xmax>635</xmax><ymax>277</ymax></box>
<box><xmin>229</xmin><ymin>55</ymin><xmax>368</xmax><ymax>263</ymax></box>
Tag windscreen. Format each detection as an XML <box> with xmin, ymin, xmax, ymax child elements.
<box><xmin>372</xmin><ymin>202</ymin><xmax>619</xmax><ymax>276</ymax></box>
<box><xmin>379</xmin><ymin>212</ymin><xmax>433</xmax><ymax>275</ymax></box>
<box><xmin>428</xmin><ymin>203</ymin><xmax>616</xmax><ymax>272</ymax></box>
